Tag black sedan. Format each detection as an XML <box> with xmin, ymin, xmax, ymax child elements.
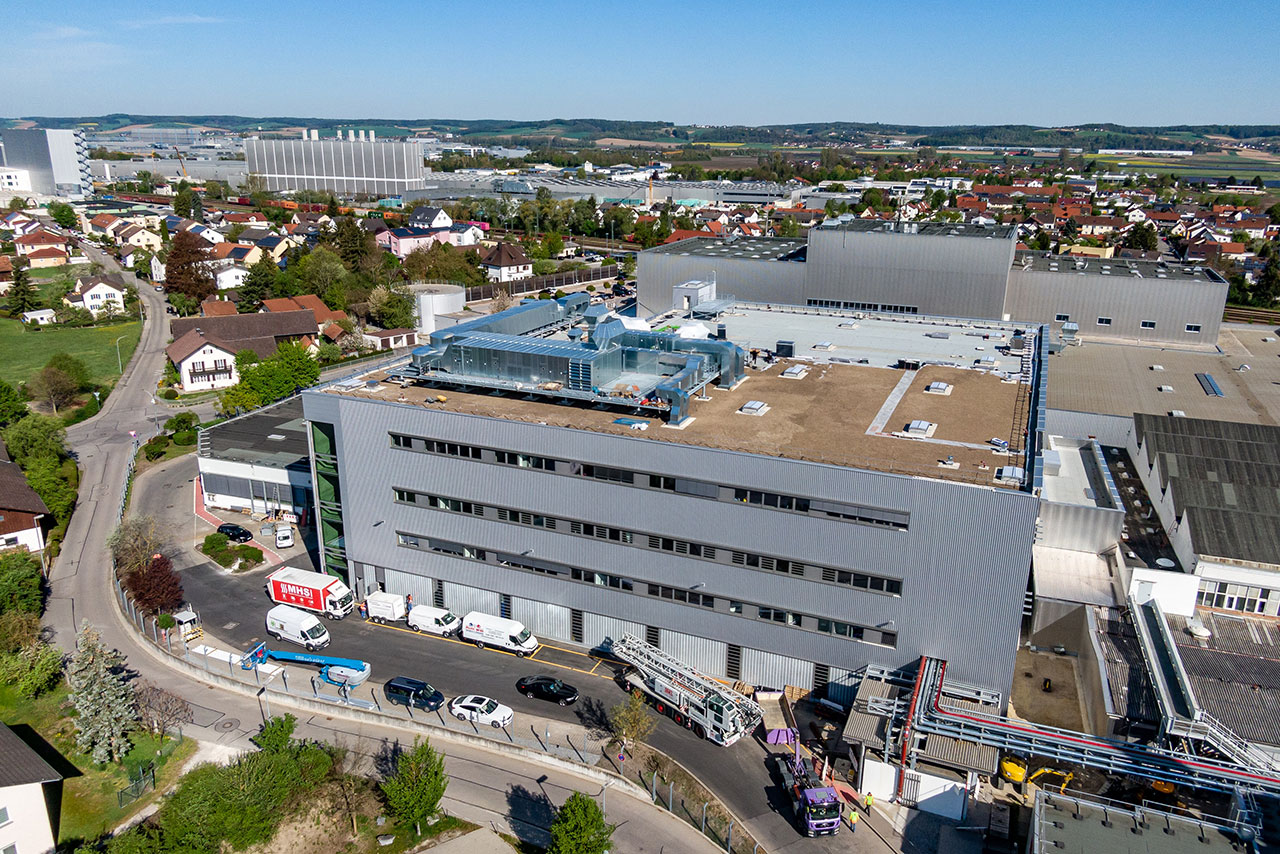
<box><xmin>217</xmin><ymin>523</ymin><xmax>253</xmax><ymax>543</ymax></box>
<box><xmin>516</xmin><ymin>675</ymin><xmax>579</xmax><ymax>706</ymax></box>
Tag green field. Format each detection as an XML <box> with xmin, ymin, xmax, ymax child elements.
<box><xmin>0</xmin><ymin>319</ymin><xmax>141</xmax><ymax>387</ymax></box>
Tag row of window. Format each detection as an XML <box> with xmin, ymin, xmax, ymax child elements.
<box><xmin>394</xmin><ymin>531</ymin><xmax>896</xmax><ymax>647</ymax></box>
<box><xmin>391</xmin><ymin>485</ymin><xmax>903</xmax><ymax>596</ymax></box>
<box><xmin>1055</xmin><ymin>314</ymin><xmax>1201</xmax><ymax>334</ymax></box>
<box><xmin>807</xmin><ymin>298</ymin><xmax>920</xmax><ymax>315</ymax></box>
<box><xmin>388</xmin><ymin>431</ymin><xmax>911</xmax><ymax>533</ymax></box>
<box><xmin>1197</xmin><ymin>580</ymin><xmax>1272</xmax><ymax>615</ymax></box>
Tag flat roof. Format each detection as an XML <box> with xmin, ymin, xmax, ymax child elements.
<box><xmin>821</xmin><ymin>218</ymin><xmax>1017</xmax><ymax>239</ymax></box>
<box><xmin>1031</xmin><ymin>792</ymin><xmax>1243</xmax><ymax>854</ymax></box>
<box><xmin>1014</xmin><ymin>253</ymin><xmax>1228</xmax><ymax>283</ymax></box>
<box><xmin>649</xmin><ymin>235</ymin><xmax>807</xmax><ymax>260</ymax></box>
<box><xmin>200</xmin><ymin>397</ymin><xmax>310</xmax><ymax>469</ymax></box>
<box><xmin>1048</xmin><ymin>325</ymin><xmax>1280</xmax><ymax>424</ymax></box>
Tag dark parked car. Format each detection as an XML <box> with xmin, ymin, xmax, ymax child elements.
<box><xmin>516</xmin><ymin>675</ymin><xmax>579</xmax><ymax>706</ymax></box>
<box><xmin>217</xmin><ymin>523</ymin><xmax>253</xmax><ymax>543</ymax></box>
<box><xmin>384</xmin><ymin>676</ymin><xmax>445</xmax><ymax>711</ymax></box>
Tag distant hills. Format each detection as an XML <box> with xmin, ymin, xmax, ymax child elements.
<box><xmin>5</xmin><ymin>115</ymin><xmax>1280</xmax><ymax>150</ymax></box>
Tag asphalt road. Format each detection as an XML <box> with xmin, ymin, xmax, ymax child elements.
<box><xmin>147</xmin><ymin>448</ymin><xmax>868</xmax><ymax>853</ymax></box>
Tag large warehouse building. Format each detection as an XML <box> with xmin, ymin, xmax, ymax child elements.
<box><xmin>639</xmin><ymin>221</ymin><xmax>1228</xmax><ymax>348</ymax></box>
<box><xmin>244</xmin><ymin>137</ymin><xmax>427</xmax><ymax>195</ymax></box>
<box><xmin>301</xmin><ymin>295</ymin><xmax>1062</xmax><ymax>701</ymax></box>
<box><xmin>0</xmin><ymin>128</ymin><xmax>92</xmax><ymax>197</ymax></box>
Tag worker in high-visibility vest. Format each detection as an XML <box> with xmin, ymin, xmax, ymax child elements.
<box><xmin>848</xmin><ymin>808</ymin><xmax>859</xmax><ymax>833</ymax></box>
<box><xmin>864</xmin><ymin>791</ymin><xmax>875</xmax><ymax>813</ymax></box>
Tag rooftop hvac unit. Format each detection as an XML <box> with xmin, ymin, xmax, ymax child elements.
<box><xmin>775</xmin><ymin>340</ymin><xmax>795</xmax><ymax>358</ymax></box>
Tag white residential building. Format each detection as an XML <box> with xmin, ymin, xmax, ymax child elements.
<box><xmin>0</xmin><ymin>722</ymin><xmax>63</xmax><ymax>854</ymax></box>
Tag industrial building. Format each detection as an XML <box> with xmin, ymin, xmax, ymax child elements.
<box><xmin>406</xmin><ymin>173</ymin><xmax>789</xmax><ymax>207</ymax></box>
<box><xmin>197</xmin><ymin>398</ymin><xmax>312</xmax><ymax>523</ymax></box>
<box><xmin>639</xmin><ymin>221</ymin><xmax>1228</xmax><ymax>348</ymax></box>
<box><xmin>301</xmin><ymin>293</ymin><xmax>1059</xmax><ymax>701</ymax></box>
<box><xmin>244</xmin><ymin>137</ymin><xmax>427</xmax><ymax>195</ymax></box>
<box><xmin>0</xmin><ymin>128</ymin><xmax>92</xmax><ymax>197</ymax></box>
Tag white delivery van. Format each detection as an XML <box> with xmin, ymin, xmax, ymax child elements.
<box><xmin>407</xmin><ymin>604</ymin><xmax>462</xmax><ymax>637</ymax></box>
<box><xmin>275</xmin><ymin>525</ymin><xmax>294</xmax><ymax>549</ymax></box>
<box><xmin>461</xmin><ymin>611</ymin><xmax>538</xmax><ymax>656</ymax></box>
<box><xmin>266</xmin><ymin>604</ymin><xmax>331</xmax><ymax>650</ymax></box>
<box><xmin>365</xmin><ymin>591</ymin><xmax>406</xmax><ymax>623</ymax></box>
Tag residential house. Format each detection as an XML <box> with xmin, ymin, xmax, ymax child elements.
<box><xmin>409</xmin><ymin>206</ymin><xmax>453</xmax><ymax>230</ymax></box>
<box><xmin>376</xmin><ymin>226</ymin><xmax>442</xmax><ymax>258</ymax></box>
<box><xmin>213</xmin><ymin>263</ymin><xmax>249</xmax><ymax>291</ymax></box>
<box><xmin>359</xmin><ymin>218</ymin><xmax>390</xmax><ymax>238</ymax></box>
<box><xmin>210</xmin><ymin>242</ymin><xmax>263</xmax><ymax>267</ymax></box>
<box><xmin>0</xmin><ymin>255</ymin><xmax>12</xmax><ymax>285</ymax></box>
<box><xmin>291</xmin><ymin>211</ymin><xmax>334</xmax><ymax>230</ymax></box>
<box><xmin>255</xmin><ymin>234</ymin><xmax>294</xmax><ymax>263</ymax></box>
<box><xmin>64</xmin><ymin>274</ymin><xmax>128</xmax><ymax>316</ymax></box>
<box><xmin>221</xmin><ymin>211</ymin><xmax>269</xmax><ymax>228</ymax></box>
<box><xmin>261</xmin><ymin>294</ymin><xmax>347</xmax><ymax>344</ymax></box>
<box><xmin>448</xmin><ymin>223</ymin><xmax>483</xmax><ymax>246</ymax></box>
<box><xmin>167</xmin><ymin>310</ymin><xmax>320</xmax><ymax>390</ymax></box>
<box><xmin>115</xmin><ymin>223</ymin><xmax>163</xmax><ymax>252</ymax></box>
<box><xmin>88</xmin><ymin>212</ymin><xmax>123</xmax><ymax>237</ymax></box>
<box><xmin>0</xmin><ymin>722</ymin><xmax>63</xmax><ymax>854</ymax></box>
<box><xmin>200</xmin><ymin>297</ymin><xmax>239</xmax><ymax>317</ymax></box>
<box><xmin>0</xmin><ymin>211</ymin><xmax>39</xmax><ymax>236</ymax></box>
<box><xmin>0</xmin><ymin>444</ymin><xmax>50</xmax><ymax>555</ymax></box>
<box><xmin>362</xmin><ymin>328</ymin><xmax>419</xmax><ymax>351</ymax></box>
<box><xmin>1076</xmin><ymin>215</ymin><xmax>1128</xmax><ymax>237</ymax></box>
<box><xmin>13</xmin><ymin>228</ymin><xmax>67</xmax><ymax>257</ymax></box>
<box><xmin>21</xmin><ymin>309</ymin><xmax>56</xmax><ymax>325</ymax></box>
<box><xmin>24</xmin><ymin>246</ymin><xmax>69</xmax><ymax>269</ymax></box>
<box><xmin>480</xmin><ymin>242</ymin><xmax>533</xmax><ymax>282</ymax></box>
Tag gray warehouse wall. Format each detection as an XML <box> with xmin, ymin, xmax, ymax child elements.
<box><xmin>304</xmin><ymin>390</ymin><xmax>1039</xmax><ymax>698</ymax></box>
<box><xmin>1004</xmin><ymin>268</ymin><xmax>1226</xmax><ymax>347</ymax></box>
<box><xmin>805</xmin><ymin>226</ymin><xmax>1015</xmax><ymax>319</ymax></box>
<box><xmin>245</xmin><ymin>138</ymin><xmax>425</xmax><ymax>195</ymax></box>
<box><xmin>637</xmin><ymin>248</ymin><xmax>806</xmax><ymax>318</ymax></box>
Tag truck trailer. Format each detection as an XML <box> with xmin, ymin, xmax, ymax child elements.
<box><xmin>771</xmin><ymin>744</ymin><xmax>843</xmax><ymax>837</ymax></box>
<box><xmin>265</xmin><ymin>567</ymin><xmax>354</xmax><ymax>619</ymax></box>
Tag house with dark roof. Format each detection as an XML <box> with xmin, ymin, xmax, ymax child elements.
<box><xmin>167</xmin><ymin>310</ymin><xmax>318</xmax><ymax>391</ymax></box>
<box><xmin>480</xmin><ymin>242</ymin><xmax>533</xmax><ymax>283</ymax></box>
<box><xmin>409</xmin><ymin>206</ymin><xmax>452</xmax><ymax>230</ymax></box>
<box><xmin>0</xmin><ymin>722</ymin><xmax>63</xmax><ymax>854</ymax></box>
<box><xmin>63</xmin><ymin>274</ymin><xmax>127</xmax><ymax>317</ymax></box>
<box><xmin>0</xmin><ymin>446</ymin><xmax>50</xmax><ymax>555</ymax></box>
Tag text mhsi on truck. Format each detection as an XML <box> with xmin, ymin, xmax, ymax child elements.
<box><xmin>265</xmin><ymin>567</ymin><xmax>354</xmax><ymax>619</ymax></box>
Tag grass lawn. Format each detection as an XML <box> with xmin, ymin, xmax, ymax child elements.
<box><xmin>0</xmin><ymin>318</ymin><xmax>141</xmax><ymax>387</ymax></box>
<box><xmin>0</xmin><ymin>681</ymin><xmax>196</xmax><ymax>845</ymax></box>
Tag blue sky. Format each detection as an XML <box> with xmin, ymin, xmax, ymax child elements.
<box><xmin>5</xmin><ymin>0</ymin><xmax>1278</xmax><ymax>126</ymax></box>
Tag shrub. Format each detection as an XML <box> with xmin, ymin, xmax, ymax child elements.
<box><xmin>143</xmin><ymin>435</ymin><xmax>169</xmax><ymax>461</ymax></box>
<box><xmin>125</xmin><ymin>555</ymin><xmax>183</xmax><ymax>615</ymax></box>
<box><xmin>161</xmin><ymin>388</ymin><xmax>178</xmax><ymax>400</ymax></box>
<box><xmin>171</xmin><ymin>430</ymin><xmax>196</xmax><ymax>446</ymax></box>
<box><xmin>157</xmin><ymin>613</ymin><xmax>176</xmax><ymax>630</ymax></box>
<box><xmin>163</xmin><ymin>412</ymin><xmax>197</xmax><ymax>433</ymax></box>
<box><xmin>0</xmin><ymin>551</ymin><xmax>44</xmax><ymax>615</ymax></box>
<box><xmin>0</xmin><ymin>611</ymin><xmax>40</xmax><ymax>654</ymax></box>
<box><xmin>585</xmin><ymin>284</ymin><xmax>596</xmax><ymax>292</ymax></box>
<box><xmin>211</xmin><ymin>549</ymin><xmax>238</xmax><ymax>568</ymax></box>
<box><xmin>0</xmin><ymin>642</ymin><xmax>65</xmax><ymax>698</ymax></box>
<box><xmin>237</xmin><ymin>545</ymin><xmax>264</xmax><ymax>567</ymax></box>
<box><xmin>201</xmin><ymin>532</ymin><xmax>228</xmax><ymax>555</ymax></box>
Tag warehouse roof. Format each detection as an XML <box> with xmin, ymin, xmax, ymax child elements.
<box><xmin>1133</xmin><ymin>414</ymin><xmax>1280</xmax><ymax>565</ymax></box>
<box><xmin>200</xmin><ymin>397</ymin><xmax>310</xmax><ymax>470</ymax></box>
<box><xmin>1031</xmin><ymin>791</ymin><xmax>1243</xmax><ymax>854</ymax></box>
<box><xmin>649</xmin><ymin>235</ymin><xmax>807</xmax><ymax>260</ymax></box>
<box><xmin>1013</xmin><ymin>254</ymin><xmax>1227</xmax><ymax>283</ymax></box>
<box><xmin>822</xmin><ymin>219</ymin><xmax>1017</xmax><ymax>239</ymax></box>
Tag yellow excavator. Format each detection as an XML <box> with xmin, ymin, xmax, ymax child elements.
<box><xmin>1000</xmin><ymin>756</ymin><xmax>1073</xmax><ymax>792</ymax></box>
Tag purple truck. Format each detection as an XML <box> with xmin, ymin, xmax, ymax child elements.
<box><xmin>771</xmin><ymin>745</ymin><xmax>842</xmax><ymax>837</ymax></box>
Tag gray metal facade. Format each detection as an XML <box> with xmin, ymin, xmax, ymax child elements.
<box><xmin>1004</xmin><ymin>268</ymin><xmax>1227</xmax><ymax>347</ymax></box>
<box><xmin>637</xmin><ymin>249</ymin><xmax>807</xmax><ymax>317</ymax></box>
<box><xmin>303</xmin><ymin>390</ymin><xmax>1039</xmax><ymax>699</ymax></box>
<box><xmin>1</xmin><ymin>128</ymin><xmax>91</xmax><ymax>196</ymax></box>
<box><xmin>806</xmin><ymin>224</ymin><xmax>1016</xmax><ymax>319</ymax></box>
<box><xmin>245</xmin><ymin>138</ymin><xmax>425</xmax><ymax>195</ymax></box>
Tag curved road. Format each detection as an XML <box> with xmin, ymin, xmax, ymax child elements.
<box><xmin>40</xmin><ymin>244</ymin><xmax>721</xmax><ymax>852</ymax></box>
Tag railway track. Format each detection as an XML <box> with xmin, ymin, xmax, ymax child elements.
<box><xmin>1223</xmin><ymin>306</ymin><xmax>1280</xmax><ymax>325</ymax></box>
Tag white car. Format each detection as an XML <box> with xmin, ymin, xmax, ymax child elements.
<box><xmin>448</xmin><ymin>694</ymin><xmax>513</xmax><ymax>728</ymax></box>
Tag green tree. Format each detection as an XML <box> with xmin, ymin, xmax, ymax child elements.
<box><xmin>3</xmin><ymin>413</ymin><xmax>65</xmax><ymax>465</ymax></box>
<box><xmin>48</xmin><ymin>201</ymin><xmax>78</xmax><ymax>229</ymax></box>
<box><xmin>252</xmin><ymin>713</ymin><xmax>298</xmax><ymax>753</ymax></box>
<box><xmin>164</xmin><ymin>231</ymin><xmax>215</xmax><ymax>303</ymax></box>
<box><xmin>297</xmin><ymin>246</ymin><xmax>346</xmax><ymax>297</ymax></box>
<box><xmin>270</xmin><ymin>341</ymin><xmax>321</xmax><ymax>389</ymax></box>
<box><xmin>325</xmin><ymin>195</ymin><xmax>340</xmax><ymax>217</ymax></box>
<box><xmin>547</xmin><ymin>791</ymin><xmax>616</xmax><ymax>854</ymax></box>
<box><xmin>0</xmin><ymin>380</ymin><xmax>29</xmax><ymax>428</ymax></box>
<box><xmin>777</xmin><ymin>216</ymin><xmax>800</xmax><ymax>238</ymax></box>
<box><xmin>0</xmin><ymin>551</ymin><xmax>44</xmax><ymax>615</ymax></box>
<box><xmin>5</xmin><ymin>264</ymin><xmax>40</xmax><ymax>315</ymax></box>
<box><xmin>367</xmin><ymin>284</ymin><xmax>416</xmax><ymax>329</ymax></box>
<box><xmin>608</xmin><ymin>691</ymin><xmax>655</xmax><ymax>748</ymax></box>
<box><xmin>67</xmin><ymin>621</ymin><xmax>138</xmax><ymax>764</ymax></box>
<box><xmin>107</xmin><ymin>516</ymin><xmax>168</xmax><ymax>576</ymax></box>
<box><xmin>1254</xmin><ymin>253</ymin><xmax>1280</xmax><ymax>307</ymax></box>
<box><xmin>28</xmin><ymin>366</ymin><xmax>77</xmax><ymax>415</ymax></box>
<box><xmin>330</xmin><ymin>216</ymin><xmax>371</xmax><ymax>270</ymax></box>
<box><xmin>45</xmin><ymin>352</ymin><xmax>91</xmax><ymax>391</ymax></box>
<box><xmin>238</xmin><ymin>255</ymin><xmax>277</xmax><ymax>312</ymax></box>
<box><xmin>380</xmin><ymin>738</ymin><xmax>448</xmax><ymax>836</ymax></box>
<box><xmin>216</xmin><ymin>382</ymin><xmax>262</xmax><ymax>417</ymax></box>
<box><xmin>173</xmin><ymin>187</ymin><xmax>195</xmax><ymax>219</ymax></box>
<box><xmin>22</xmin><ymin>454</ymin><xmax>75</xmax><ymax>520</ymax></box>
<box><xmin>135</xmin><ymin>170</ymin><xmax>155</xmax><ymax>193</ymax></box>
<box><xmin>1124</xmin><ymin>222</ymin><xmax>1158</xmax><ymax>251</ymax></box>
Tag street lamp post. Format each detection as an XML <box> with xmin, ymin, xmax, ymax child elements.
<box><xmin>114</xmin><ymin>335</ymin><xmax>128</xmax><ymax>374</ymax></box>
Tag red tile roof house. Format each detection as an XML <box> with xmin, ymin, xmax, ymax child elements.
<box><xmin>0</xmin><ymin>255</ymin><xmax>13</xmax><ymax>285</ymax></box>
<box><xmin>13</xmin><ymin>228</ymin><xmax>67</xmax><ymax>257</ymax></box>
<box><xmin>0</xmin><ymin>445</ymin><xmax>51</xmax><ymax>555</ymax></box>
<box><xmin>261</xmin><ymin>295</ymin><xmax>348</xmax><ymax>343</ymax></box>
<box><xmin>23</xmin><ymin>246</ymin><xmax>70</xmax><ymax>269</ymax></box>
<box><xmin>166</xmin><ymin>310</ymin><xmax>319</xmax><ymax>391</ymax></box>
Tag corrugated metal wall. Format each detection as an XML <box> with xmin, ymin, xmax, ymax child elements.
<box><xmin>1046</xmin><ymin>409</ymin><xmax>1134</xmax><ymax>447</ymax></box>
<box><xmin>441</xmin><ymin>582</ymin><xmax>499</xmax><ymax>616</ymax></box>
<box><xmin>581</xmin><ymin>612</ymin><xmax>645</xmax><ymax>648</ymax></box>
<box><xmin>826</xmin><ymin>667</ymin><xmax>861</xmax><ymax>705</ymax></box>
<box><xmin>659</xmin><ymin>629</ymin><xmax>728</xmax><ymax>679</ymax></box>
<box><xmin>1005</xmin><ymin>269</ymin><xmax>1226</xmax><ymax>346</ymax></box>
<box><xmin>360</xmin><ymin>564</ymin><xmax>378</xmax><ymax>599</ymax></box>
<box><xmin>511</xmin><ymin>597</ymin><xmax>571</xmax><ymax>642</ymax></box>
<box><xmin>741</xmin><ymin>647</ymin><xmax>814</xmax><ymax>692</ymax></box>
<box><xmin>383</xmin><ymin>568</ymin><xmax>433</xmax><ymax>604</ymax></box>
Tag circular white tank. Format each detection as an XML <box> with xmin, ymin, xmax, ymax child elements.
<box><xmin>414</xmin><ymin>284</ymin><xmax>466</xmax><ymax>334</ymax></box>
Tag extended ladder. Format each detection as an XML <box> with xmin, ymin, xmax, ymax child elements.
<box><xmin>612</xmin><ymin>633</ymin><xmax>763</xmax><ymax>727</ymax></box>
